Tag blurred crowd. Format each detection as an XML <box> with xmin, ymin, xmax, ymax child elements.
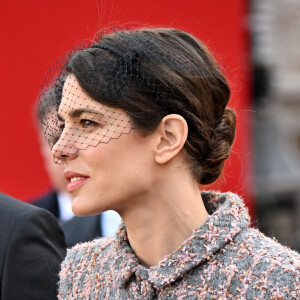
<box><xmin>252</xmin><ymin>0</ymin><xmax>300</xmax><ymax>251</ymax></box>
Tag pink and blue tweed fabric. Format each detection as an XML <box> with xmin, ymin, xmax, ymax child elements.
<box><xmin>59</xmin><ymin>192</ymin><xmax>300</xmax><ymax>299</ymax></box>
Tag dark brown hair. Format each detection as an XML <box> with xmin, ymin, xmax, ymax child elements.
<box><xmin>66</xmin><ymin>28</ymin><xmax>236</xmax><ymax>184</ymax></box>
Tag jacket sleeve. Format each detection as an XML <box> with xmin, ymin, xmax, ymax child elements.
<box><xmin>1</xmin><ymin>207</ymin><xmax>66</xmax><ymax>300</ymax></box>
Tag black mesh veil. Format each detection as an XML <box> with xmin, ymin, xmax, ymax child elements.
<box><xmin>38</xmin><ymin>28</ymin><xmax>217</xmax><ymax>164</ymax></box>
<box><xmin>38</xmin><ymin>37</ymin><xmax>141</xmax><ymax>164</ymax></box>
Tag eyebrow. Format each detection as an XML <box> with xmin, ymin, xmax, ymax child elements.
<box><xmin>57</xmin><ymin>108</ymin><xmax>104</xmax><ymax>122</ymax></box>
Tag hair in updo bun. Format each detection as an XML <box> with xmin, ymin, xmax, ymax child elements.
<box><xmin>66</xmin><ymin>27</ymin><xmax>236</xmax><ymax>184</ymax></box>
<box><xmin>196</xmin><ymin>108</ymin><xmax>236</xmax><ymax>184</ymax></box>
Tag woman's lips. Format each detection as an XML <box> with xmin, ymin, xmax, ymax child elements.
<box><xmin>64</xmin><ymin>170</ymin><xmax>89</xmax><ymax>193</ymax></box>
<box><xmin>67</xmin><ymin>177</ymin><xmax>89</xmax><ymax>193</ymax></box>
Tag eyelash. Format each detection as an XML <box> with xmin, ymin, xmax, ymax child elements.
<box><xmin>57</xmin><ymin>119</ymin><xmax>99</xmax><ymax>131</ymax></box>
<box><xmin>79</xmin><ymin>119</ymin><xmax>98</xmax><ymax>128</ymax></box>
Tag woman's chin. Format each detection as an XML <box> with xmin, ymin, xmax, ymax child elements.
<box><xmin>71</xmin><ymin>196</ymin><xmax>106</xmax><ymax>216</ymax></box>
<box><xmin>71</xmin><ymin>196</ymin><xmax>91</xmax><ymax>216</ymax></box>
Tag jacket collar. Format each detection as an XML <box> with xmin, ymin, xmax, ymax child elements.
<box><xmin>114</xmin><ymin>192</ymin><xmax>250</xmax><ymax>289</ymax></box>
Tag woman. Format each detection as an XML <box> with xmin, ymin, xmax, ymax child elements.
<box><xmin>40</xmin><ymin>28</ymin><xmax>299</xmax><ymax>299</ymax></box>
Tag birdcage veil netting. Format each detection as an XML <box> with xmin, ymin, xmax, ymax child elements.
<box><xmin>38</xmin><ymin>28</ymin><xmax>203</xmax><ymax>164</ymax></box>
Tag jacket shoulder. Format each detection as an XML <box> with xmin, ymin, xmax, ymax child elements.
<box><xmin>0</xmin><ymin>193</ymin><xmax>66</xmax><ymax>300</ymax></box>
<box><xmin>64</xmin><ymin>236</ymin><xmax>113</xmax><ymax>262</ymax></box>
<box><xmin>237</xmin><ymin>227</ymin><xmax>300</xmax><ymax>264</ymax></box>
<box><xmin>0</xmin><ymin>193</ymin><xmax>39</xmax><ymax>216</ymax></box>
<box><xmin>0</xmin><ymin>193</ymin><xmax>60</xmax><ymax>241</ymax></box>
<box><xmin>59</xmin><ymin>237</ymin><xmax>114</xmax><ymax>298</ymax></box>
<box><xmin>235</xmin><ymin>228</ymin><xmax>300</xmax><ymax>299</ymax></box>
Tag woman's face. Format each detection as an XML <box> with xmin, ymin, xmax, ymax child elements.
<box><xmin>52</xmin><ymin>74</ymin><xmax>155</xmax><ymax>216</ymax></box>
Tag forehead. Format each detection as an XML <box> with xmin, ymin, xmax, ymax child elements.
<box><xmin>58</xmin><ymin>74</ymin><xmax>129</xmax><ymax>125</ymax></box>
<box><xmin>60</xmin><ymin>74</ymin><xmax>101</xmax><ymax>111</ymax></box>
<box><xmin>57</xmin><ymin>74</ymin><xmax>132</xmax><ymax>130</ymax></box>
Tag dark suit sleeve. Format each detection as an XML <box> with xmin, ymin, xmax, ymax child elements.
<box><xmin>1</xmin><ymin>208</ymin><xmax>66</xmax><ymax>300</ymax></box>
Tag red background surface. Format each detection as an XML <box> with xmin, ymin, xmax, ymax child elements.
<box><xmin>0</xmin><ymin>0</ymin><xmax>253</xmax><ymax>216</ymax></box>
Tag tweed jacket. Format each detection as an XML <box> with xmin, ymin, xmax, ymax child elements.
<box><xmin>59</xmin><ymin>192</ymin><xmax>300</xmax><ymax>299</ymax></box>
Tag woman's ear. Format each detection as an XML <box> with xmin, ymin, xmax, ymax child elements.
<box><xmin>154</xmin><ymin>114</ymin><xmax>188</xmax><ymax>164</ymax></box>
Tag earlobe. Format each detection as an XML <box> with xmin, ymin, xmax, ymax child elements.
<box><xmin>154</xmin><ymin>114</ymin><xmax>188</xmax><ymax>164</ymax></box>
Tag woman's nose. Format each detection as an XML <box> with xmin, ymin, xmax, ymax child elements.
<box><xmin>51</xmin><ymin>129</ymin><xmax>79</xmax><ymax>161</ymax></box>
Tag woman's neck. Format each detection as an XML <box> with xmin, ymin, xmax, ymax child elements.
<box><xmin>119</xmin><ymin>174</ymin><xmax>209</xmax><ymax>267</ymax></box>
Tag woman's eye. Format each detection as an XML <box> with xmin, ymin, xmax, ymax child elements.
<box><xmin>80</xmin><ymin>119</ymin><xmax>97</xmax><ymax>128</ymax></box>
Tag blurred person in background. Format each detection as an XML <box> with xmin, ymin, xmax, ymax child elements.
<box><xmin>0</xmin><ymin>193</ymin><xmax>65</xmax><ymax>299</ymax></box>
<box><xmin>33</xmin><ymin>89</ymin><xmax>121</xmax><ymax>247</ymax></box>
